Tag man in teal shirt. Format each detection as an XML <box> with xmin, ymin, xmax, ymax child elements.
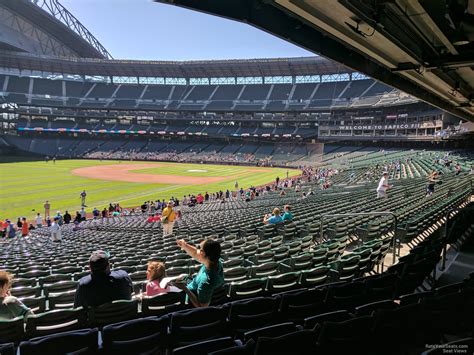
<box><xmin>175</xmin><ymin>239</ymin><xmax>224</xmax><ymax>307</ymax></box>
<box><xmin>282</xmin><ymin>205</ymin><xmax>293</xmax><ymax>222</ymax></box>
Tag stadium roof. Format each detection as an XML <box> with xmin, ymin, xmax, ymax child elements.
<box><xmin>0</xmin><ymin>0</ymin><xmax>111</xmax><ymax>59</ymax></box>
<box><xmin>154</xmin><ymin>0</ymin><xmax>474</xmax><ymax>122</ymax></box>
<box><xmin>0</xmin><ymin>50</ymin><xmax>352</xmax><ymax>77</ymax></box>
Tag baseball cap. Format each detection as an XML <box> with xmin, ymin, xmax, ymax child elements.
<box><xmin>89</xmin><ymin>250</ymin><xmax>110</xmax><ymax>272</ymax></box>
<box><xmin>89</xmin><ymin>250</ymin><xmax>110</xmax><ymax>263</ymax></box>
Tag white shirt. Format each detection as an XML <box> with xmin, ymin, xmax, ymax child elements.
<box><xmin>50</xmin><ymin>222</ymin><xmax>60</xmax><ymax>233</ymax></box>
<box><xmin>377</xmin><ymin>177</ymin><xmax>388</xmax><ymax>192</ymax></box>
<box><xmin>35</xmin><ymin>216</ymin><xmax>43</xmax><ymax>225</ymax></box>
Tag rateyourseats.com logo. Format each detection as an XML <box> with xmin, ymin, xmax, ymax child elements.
<box><xmin>425</xmin><ymin>343</ymin><xmax>470</xmax><ymax>354</ymax></box>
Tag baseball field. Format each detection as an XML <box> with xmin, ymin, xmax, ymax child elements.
<box><xmin>0</xmin><ymin>159</ymin><xmax>299</xmax><ymax>220</ymax></box>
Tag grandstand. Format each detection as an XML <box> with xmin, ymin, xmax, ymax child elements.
<box><xmin>0</xmin><ymin>0</ymin><xmax>473</xmax><ymax>354</ymax></box>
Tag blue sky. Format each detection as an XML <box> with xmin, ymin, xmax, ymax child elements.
<box><xmin>60</xmin><ymin>0</ymin><xmax>314</xmax><ymax>60</ymax></box>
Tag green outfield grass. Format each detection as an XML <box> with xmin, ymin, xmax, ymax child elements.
<box><xmin>0</xmin><ymin>159</ymin><xmax>299</xmax><ymax>220</ymax></box>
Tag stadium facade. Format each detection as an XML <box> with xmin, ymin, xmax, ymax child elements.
<box><xmin>0</xmin><ymin>0</ymin><xmax>471</xmax><ymax>163</ymax></box>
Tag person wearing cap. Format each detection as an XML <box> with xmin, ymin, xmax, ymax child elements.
<box><xmin>74</xmin><ymin>250</ymin><xmax>133</xmax><ymax>308</ymax></box>
<box><xmin>376</xmin><ymin>172</ymin><xmax>391</xmax><ymax>198</ymax></box>
<box><xmin>80</xmin><ymin>190</ymin><xmax>87</xmax><ymax>207</ymax></box>
<box><xmin>161</xmin><ymin>201</ymin><xmax>176</xmax><ymax>237</ymax></box>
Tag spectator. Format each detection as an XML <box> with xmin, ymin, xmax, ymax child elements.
<box><xmin>50</xmin><ymin>217</ymin><xmax>61</xmax><ymax>242</ymax></box>
<box><xmin>426</xmin><ymin>171</ymin><xmax>439</xmax><ymax>197</ymax></box>
<box><xmin>101</xmin><ymin>208</ymin><xmax>108</xmax><ymax>219</ymax></box>
<box><xmin>46</xmin><ymin>216</ymin><xmax>51</xmax><ymax>227</ymax></box>
<box><xmin>162</xmin><ymin>201</ymin><xmax>176</xmax><ymax>237</ymax></box>
<box><xmin>35</xmin><ymin>213</ymin><xmax>43</xmax><ymax>228</ymax></box>
<box><xmin>147</xmin><ymin>214</ymin><xmax>160</xmax><ymax>223</ymax></box>
<box><xmin>74</xmin><ymin>250</ymin><xmax>133</xmax><ymax>308</ymax></box>
<box><xmin>55</xmin><ymin>211</ymin><xmax>63</xmax><ymax>226</ymax></box>
<box><xmin>80</xmin><ymin>190</ymin><xmax>87</xmax><ymax>207</ymax></box>
<box><xmin>6</xmin><ymin>220</ymin><xmax>16</xmax><ymax>239</ymax></box>
<box><xmin>44</xmin><ymin>200</ymin><xmax>50</xmax><ymax>219</ymax></box>
<box><xmin>376</xmin><ymin>172</ymin><xmax>390</xmax><ymax>198</ymax></box>
<box><xmin>0</xmin><ymin>220</ymin><xmax>6</xmax><ymax>238</ymax></box>
<box><xmin>21</xmin><ymin>217</ymin><xmax>28</xmax><ymax>237</ymax></box>
<box><xmin>282</xmin><ymin>205</ymin><xmax>293</xmax><ymax>222</ymax></box>
<box><xmin>263</xmin><ymin>208</ymin><xmax>283</xmax><ymax>225</ymax></box>
<box><xmin>63</xmin><ymin>210</ymin><xmax>72</xmax><ymax>224</ymax></box>
<box><xmin>80</xmin><ymin>208</ymin><xmax>86</xmax><ymax>221</ymax></box>
<box><xmin>16</xmin><ymin>218</ymin><xmax>22</xmax><ymax>229</ymax></box>
<box><xmin>92</xmin><ymin>208</ymin><xmax>100</xmax><ymax>219</ymax></box>
<box><xmin>145</xmin><ymin>261</ymin><xmax>170</xmax><ymax>297</ymax></box>
<box><xmin>0</xmin><ymin>271</ymin><xmax>33</xmax><ymax>320</ymax></box>
<box><xmin>74</xmin><ymin>211</ymin><xmax>81</xmax><ymax>224</ymax></box>
<box><xmin>175</xmin><ymin>239</ymin><xmax>224</xmax><ymax>308</ymax></box>
<box><xmin>197</xmin><ymin>193</ymin><xmax>204</xmax><ymax>204</ymax></box>
<box><xmin>455</xmin><ymin>163</ymin><xmax>461</xmax><ymax>176</ymax></box>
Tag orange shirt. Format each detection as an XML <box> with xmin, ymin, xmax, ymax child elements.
<box><xmin>22</xmin><ymin>222</ymin><xmax>29</xmax><ymax>236</ymax></box>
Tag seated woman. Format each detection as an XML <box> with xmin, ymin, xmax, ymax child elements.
<box><xmin>145</xmin><ymin>261</ymin><xmax>169</xmax><ymax>296</ymax></box>
<box><xmin>175</xmin><ymin>239</ymin><xmax>224</xmax><ymax>308</ymax></box>
<box><xmin>282</xmin><ymin>205</ymin><xmax>293</xmax><ymax>222</ymax></box>
<box><xmin>0</xmin><ymin>271</ymin><xmax>33</xmax><ymax>320</ymax></box>
<box><xmin>263</xmin><ymin>208</ymin><xmax>283</xmax><ymax>225</ymax></box>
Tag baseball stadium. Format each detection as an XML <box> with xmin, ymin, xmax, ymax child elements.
<box><xmin>0</xmin><ymin>0</ymin><xmax>473</xmax><ymax>354</ymax></box>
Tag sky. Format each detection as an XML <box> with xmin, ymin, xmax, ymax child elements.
<box><xmin>60</xmin><ymin>0</ymin><xmax>314</xmax><ymax>61</ymax></box>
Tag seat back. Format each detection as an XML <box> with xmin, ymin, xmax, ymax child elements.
<box><xmin>43</xmin><ymin>281</ymin><xmax>79</xmax><ymax>297</ymax></box>
<box><xmin>317</xmin><ymin>316</ymin><xmax>374</xmax><ymax>353</ymax></box>
<box><xmin>266</xmin><ymin>272</ymin><xmax>301</xmax><ymax>294</ymax></box>
<box><xmin>250</xmin><ymin>262</ymin><xmax>278</xmax><ymax>278</ymax></box>
<box><xmin>0</xmin><ymin>343</ymin><xmax>15</xmax><ymax>355</ymax></box>
<box><xmin>169</xmin><ymin>307</ymin><xmax>228</xmax><ymax>348</ymax></box>
<box><xmin>172</xmin><ymin>337</ymin><xmax>238</xmax><ymax>355</ymax></box>
<box><xmin>88</xmin><ymin>299</ymin><xmax>138</xmax><ymax>328</ymax></box>
<box><xmin>48</xmin><ymin>290</ymin><xmax>76</xmax><ymax>310</ymax></box>
<box><xmin>243</xmin><ymin>322</ymin><xmax>299</xmax><ymax>343</ymax></box>
<box><xmin>303</xmin><ymin>310</ymin><xmax>353</xmax><ymax>329</ymax></box>
<box><xmin>300</xmin><ymin>266</ymin><xmax>329</xmax><ymax>288</ymax></box>
<box><xmin>229</xmin><ymin>279</ymin><xmax>267</xmax><ymax>300</ymax></box>
<box><xmin>142</xmin><ymin>292</ymin><xmax>186</xmax><ymax>317</ymax></box>
<box><xmin>224</xmin><ymin>267</ymin><xmax>248</xmax><ymax>282</ymax></box>
<box><xmin>19</xmin><ymin>328</ymin><xmax>98</xmax><ymax>355</ymax></box>
<box><xmin>10</xmin><ymin>285</ymin><xmax>41</xmax><ymax>298</ymax></box>
<box><xmin>254</xmin><ymin>330</ymin><xmax>317</xmax><ymax>355</ymax></box>
<box><xmin>279</xmin><ymin>288</ymin><xmax>328</xmax><ymax>324</ymax></box>
<box><xmin>228</xmin><ymin>297</ymin><xmax>279</xmax><ymax>335</ymax></box>
<box><xmin>0</xmin><ymin>316</ymin><xmax>25</xmax><ymax>343</ymax></box>
<box><xmin>19</xmin><ymin>296</ymin><xmax>46</xmax><ymax>313</ymax></box>
<box><xmin>25</xmin><ymin>308</ymin><xmax>88</xmax><ymax>338</ymax></box>
<box><xmin>102</xmin><ymin>315</ymin><xmax>169</xmax><ymax>355</ymax></box>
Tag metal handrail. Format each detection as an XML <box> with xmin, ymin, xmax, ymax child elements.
<box><xmin>439</xmin><ymin>180</ymin><xmax>472</xmax><ymax>271</ymax></box>
<box><xmin>318</xmin><ymin>211</ymin><xmax>398</xmax><ymax>264</ymax></box>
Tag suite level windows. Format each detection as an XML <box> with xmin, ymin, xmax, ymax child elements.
<box><xmin>264</xmin><ymin>76</ymin><xmax>292</xmax><ymax>84</ymax></box>
<box><xmin>0</xmin><ymin>68</ymin><xmax>373</xmax><ymax>86</ymax></box>
<box><xmin>112</xmin><ymin>76</ymin><xmax>138</xmax><ymax>84</ymax></box>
